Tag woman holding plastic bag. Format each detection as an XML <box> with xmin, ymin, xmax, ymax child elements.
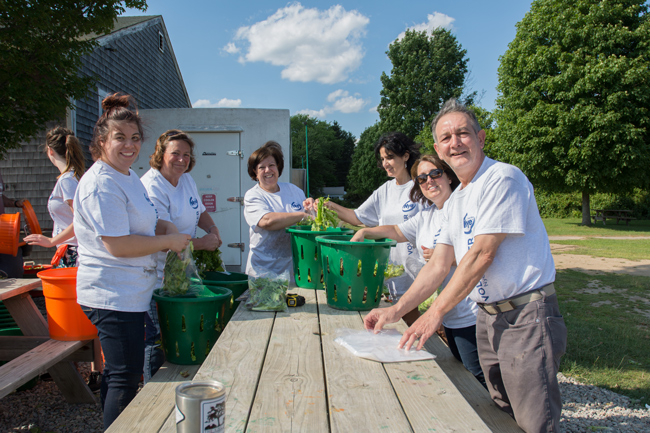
<box><xmin>304</xmin><ymin>132</ymin><xmax>422</xmax><ymax>324</ymax></box>
<box><xmin>350</xmin><ymin>154</ymin><xmax>485</xmax><ymax>387</ymax></box>
<box><xmin>24</xmin><ymin>127</ymin><xmax>85</xmax><ymax>267</ymax></box>
<box><xmin>140</xmin><ymin>129</ymin><xmax>222</xmax><ymax>382</ymax></box>
<box><xmin>74</xmin><ymin>93</ymin><xmax>190</xmax><ymax>429</ymax></box>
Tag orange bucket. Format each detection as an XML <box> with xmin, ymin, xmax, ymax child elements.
<box><xmin>0</xmin><ymin>213</ymin><xmax>20</xmax><ymax>256</ymax></box>
<box><xmin>37</xmin><ymin>267</ymin><xmax>98</xmax><ymax>341</ymax></box>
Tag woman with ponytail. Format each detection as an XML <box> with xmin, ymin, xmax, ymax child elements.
<box><xmin>74</xmin><ymin>93</ymin><xmax>190</xmax><ymax>429</ymax></box>
<box><xmin>24</xmin><ymin>127</ymin><xmax>86</xmax><ymax>267</ymax></box>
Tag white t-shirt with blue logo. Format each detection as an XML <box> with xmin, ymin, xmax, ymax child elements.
<box><xmin>244</xmin><ymin>182</ymin><xmax>306</xmax><ymax>277</ymax></box>
<box><xmin>355</xmin><ymin>179</ymin><xmax>422</xmax><ymax>300</ymax></box>
<box><xmin>437</xmin><ymin>157</ymin><xmax>555</xmax><ymax>304</ymax></box>
<box><xmin>48</xmin><ymin>170</ymin><xmax>78</xmax><ymax>246</ymax></box>
<box><xmin>399</xmin><ymin>205</ymin><xmax>477</xmax><ymax>329</ymax></box>
<box><xmin>141</xmin><ymin>168</ymin><xmax>206</xmax><ymax>287</ymax></box>
<box><xmin>74</xmin><ymin>160</ymin><xmax>159</xmax><ymax>312</ymax></box>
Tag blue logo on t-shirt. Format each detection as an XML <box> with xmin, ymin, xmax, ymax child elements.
<box><xmin>463</xmin><ymin>213</ymin><xmax>475</xmax><ymax>234</ymax></box>
<box><xmin>402</xmin><ymin>201</ymin><xmax>417</xmax><ymax>212</ymax></box>
<box><xmin>144</xmin><ymin>193</ymin><xmax>154</xmax><ymax>207</ymax></box>
<box><xmin>291</xmin><ymin>202</ymin><xmax>302</xmax><ymax>211</ymax></box>
<box><xmin>189</xmin><ymin>197</ymin><xmax>199</xmax><ymax>209</ymax></box>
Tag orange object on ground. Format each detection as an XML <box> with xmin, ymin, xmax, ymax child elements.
<box><xmin>21</xmin><ymin>200</ymin><xmax>42</xmax><ymax>235</ymax></box>
<box><xmin>0</xmin><ymin>213</ymin><xmax>20</xmax><ymax>256</ymax></box>
<box><xmin>37</xmin><ymin>267</ymin><xmax>98</xmax><ymax>341</ymax></box>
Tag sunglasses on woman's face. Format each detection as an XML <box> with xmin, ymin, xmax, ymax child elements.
<box><xmin>416</xmin><ymin>169</ymin><xmax>444</xmax><ymax>185</ymax></box>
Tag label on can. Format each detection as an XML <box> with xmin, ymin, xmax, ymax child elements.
<box><xmin>200</xmin><ymin>393</ymin><xmax>226</xmax><ymax>432</ymax></box>
<box><xmin>175</xmin><ymin>404</ymin><xmax>185</xmax><ymax>424</ymax></box>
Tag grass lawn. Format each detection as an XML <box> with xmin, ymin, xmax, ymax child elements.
<box><xmin>544</xmin><ymin>218</ymin><xmax>650</xmax><ymax>237</ymax></box>
<box><xmin>551</xmin><ymin>238</ymin><xmax>650</xmax><ymax>261</ymax></box>
<box><xmin>556</xmin><ymin>269</ymin><xmax>650</xmax><ymax>406</ymax></box>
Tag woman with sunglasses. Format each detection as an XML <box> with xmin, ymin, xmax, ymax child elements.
<box><xmin>305</xmin><ymin>132</ymin><xmax>422</xmax><ymax>325</ymax></box>
<box><xmin>350</xmin><ymin>154</ymin><xmax>485</xmax><ymax>388</ymax></box>
<box><xmin>140</xmin><ymin>129</ymin><xmax>222</xmax><ymax>383</ymax></box>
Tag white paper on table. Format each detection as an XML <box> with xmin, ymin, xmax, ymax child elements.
<box><xmin>334</xmin><ymin>328</ymin><xmax>436</xmax><ymax>363</ymax></box>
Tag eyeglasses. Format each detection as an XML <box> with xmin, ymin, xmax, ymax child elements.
<box><xmin>165</xmin><ymin>131</ymin><xmax>184</xmax><ymax>139</ymax></box>
<box><xmin>416</xmin><ymin>169</ymin><xmax>444</xmax><ymax>185</ymax></box>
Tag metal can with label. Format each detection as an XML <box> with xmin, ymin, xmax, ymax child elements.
<box><xmin>176</xmin><ymin>380</ymin><xmax>226</xmax><ymax>433</ymax></box>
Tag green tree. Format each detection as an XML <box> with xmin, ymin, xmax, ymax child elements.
<box><xmin>0</xmin><ymin>0</ymin><xmax>148</xmax><ymax>157</ymax></box>
<box><xmin>495</xmin><ymin>0</ymin><xmax>650</xmax><ymax>225</ymax></box>
<box><xmin>378</xmin><ymin>28</ymin><xmax>474</xmax><ymax>139</ymax></box>
<box><xmin>344</xmin><ymin>123</ymin><xmax>387</xmax><ymax>207</ymax></box>
<box><xmin>290</xmin><ymin>115</ymin><xmax>355</xmax><ymax>197</ymax></box>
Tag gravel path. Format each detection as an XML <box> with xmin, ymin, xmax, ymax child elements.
<box><xmin>0</xmin><ymin>368</ymin><xmax>648</xmax><ymax>432</ymax></box>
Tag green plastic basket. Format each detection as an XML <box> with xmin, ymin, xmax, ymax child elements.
<box><xmin>153</xmin><ymin>286</ymin><xmax>232</xmax><ymax>365</ymax></box>
<box><xmin>316</xmin><ymin>235</ymin><xmax>396</xmax><ymax>311</ymax></box>
<box><xmin>199</xmin><ymin>271</ymin><xmax>248</xmax><ymax>324</ymax></box>
<box><xmin>286</xmin><ymin>226</ymin><xmax>354</xmax><ymax>289</ymax></box>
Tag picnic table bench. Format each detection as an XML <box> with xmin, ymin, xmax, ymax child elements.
<box><xmin>592</xmin><ymin>209</ymin><xmax>636</xmax><ymax>226</ymax></box>
<box><xmin>108</xmin><ymin>286</ymin><xmax>521</xmax><ymax>432</ymax></box>
<box><xmin>0</xmin><ymin>278</ymin><xmax>98</xmax><ymax>403</ymax></box>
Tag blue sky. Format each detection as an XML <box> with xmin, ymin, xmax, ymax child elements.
<box><xmin>126</xmin><ymin>1</ymin><xmax>533</xmax><ymax>139</ymax></box>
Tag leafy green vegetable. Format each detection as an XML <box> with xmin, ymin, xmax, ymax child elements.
<box><xmin>246</xmin><ymin>276</ymin><xmax>288</xmax><ymax>311</ymax></box>
<box><xmin>160</xmin><ymin>242</ymin><xmax>201</xmax><ymax>297</ymax></box>
<box><xmin>300</xmin><ymin>197</ymin><xmax>340</xmax><ymax>231</ymax></box>
<box><xmin>193</xmin><ymin>248</ymin><xmax>225</xmax><ymax>276</ymax></box>
<box><xmin>384</xmin><ymin>264</ymin><xmax>405</xmax><ymax>279</ymax></box>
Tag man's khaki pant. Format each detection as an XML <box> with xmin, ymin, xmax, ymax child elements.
<box><xmin>477</xmin><ymin>292</ymin><xmax>567</xmax><ymax>433</ymax></box>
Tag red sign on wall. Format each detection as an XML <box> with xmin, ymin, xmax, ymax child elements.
<box><xmin>202</xmin><ymin>194</ymin><xmax>216</xmax><ymax>212</ymax></box>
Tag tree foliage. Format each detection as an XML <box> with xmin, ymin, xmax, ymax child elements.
<box><xmin>290</xmin><ymin>115</ymin><xmax>355</xmax><ymax>197</ymax></box>
<box><xmin>344</xmin><ymin>123</ymin><xmax>387</xmax><ymax>207</ymax></box>
<box><xmin>378</xmin><ymin>28</ymin><xmax>474</xmax><ymax>139</ymax></box>
<box><xmin>0</xmin><ymin>0</ymin><xmax>148</xmax><ymax>157</ymax></box>
<box><xmin>495</xmin><ymin>0</ymin><xmax>650</xmax><ymax>224</ymax></box>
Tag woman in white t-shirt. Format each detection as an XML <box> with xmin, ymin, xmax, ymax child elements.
<box><xmin>350</xmin><ymin>154</ymin><xmax>485</xmax><ymax>387</ymax></box>
<box><xmin>244</xmin><ymin>141</ymin><xmax>308</xmax><ymax>277</ymax></box>
<box><xmin>140</xmin><ymin>129</ymin><xmax>222</xmax><ymax>383</ymax></box>
<box><xmin>24</xmin><ymin>127</ymin><xmax>85</xmax><ymax>267</ymax></box>
<box><xmin>305</xmin><ymin>132</ymin><xmax>422</xmax><ymax>324</ymax></box>
<box><xmin>74</xmin><ymin>93</ymin><xmax>190</xmax><ymax>430</ymax></box>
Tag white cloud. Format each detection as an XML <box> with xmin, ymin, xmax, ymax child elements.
<box><xmin>229</xmin><ymin>3</ymin><xmax>369</xmax><ymax>84</ymax></box>
<box><xmin>368</xmin><ymin>105</ymin><xmax>378</xmax><ymax>113</ymax></box>
<box><xmin>193</xmin><ymin>98</ymin><xmax>242</xmax><ymax>108</ymax></box>
<box><xmin>396</xmin><ymin>12</ymin><xmax>455</xmax><ymax>41</ymax></box>
<box><xmin>223</xmin><ymin>42</ymin><xmax>240</xmax><ymax>54</ymax></box>
<box><xmin>298</xmin><ymin>89</ymin><xmax>368</xmax><ymax>119</ymax></box>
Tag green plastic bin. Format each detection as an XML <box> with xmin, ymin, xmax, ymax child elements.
<box><xmin>199</xmin><ymin>271</ymin><xmax>248</xmax><ymax>324</ymax></box>
<box><xmin>316</xmin><ymin>235</ymin><xmax>396</xmax><ymax>311</ymax></box>
<box><xmin>153</xmin><ymin>286</ymin><xmax>232</xmax><ymax>365</ymax></box>
<box><xmin>286</xmin><ymin>226</ymin><xmax>353</xmax><ymax>289</ymax></box>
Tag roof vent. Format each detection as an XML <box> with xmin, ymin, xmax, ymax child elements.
<box><xmin>159</xmin><ymin>31</ymin><xmax>165</xmax><ymax>53</ymax></box>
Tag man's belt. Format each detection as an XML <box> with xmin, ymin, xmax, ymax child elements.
<box><xmin>477</xmin><ymin>283</ymin><xmax>555</xmax><ymax>315</ymax></box>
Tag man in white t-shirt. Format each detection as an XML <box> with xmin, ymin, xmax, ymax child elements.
<box><xmin>364</xmin><ymin>99</ymin><xmax>567</xmax><ymax>433</ymax></box>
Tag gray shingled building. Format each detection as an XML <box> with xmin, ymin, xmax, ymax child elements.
<box><xmin>0</xmin><ymin>15</ymin><xmax>191</xmax><ymax>264</ymax></box>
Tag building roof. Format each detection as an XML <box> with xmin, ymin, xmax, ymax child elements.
<box><xmin>79</xmin><ymin>15</ymin><xmax>159</xmax><ymax>41</ymax></box>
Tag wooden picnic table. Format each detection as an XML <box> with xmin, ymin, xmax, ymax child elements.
<box><xmin>109</xmin><ymin>286</ymin><xmax>521</xmax><ymax>432</ymax></box>
<box><xmin>0</xmin><ymin>278</ymin><xmax>97</xmax><ymax>403</ymax></box>
<box><xmin>592</xmin><ymin>209</ymin><xmax>636</xmax><ymax>226</ymax></box>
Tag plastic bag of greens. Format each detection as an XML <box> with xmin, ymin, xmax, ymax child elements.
<box><xmin>245</xmin><ymin>269</ymin><xmax>289</xmax><ymax>312</ymax></box>
<box><xmin>159</xmin><ymin>242</ymin><xmax>203</xmax><ymax>297</ymax></box>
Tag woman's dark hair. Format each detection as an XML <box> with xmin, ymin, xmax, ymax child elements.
<box><xmin>90</xmin><ymin>93</ymin><xmax>143</xmax><ymax>161</ymax></box>
<box><xmin>150</xmin><ymin>129</ymin><xmax>196</xmax><ymax>173</ymax></box>
<box><xmin>45</xmin><ymin>126</ymin><xmax>86</xmax><ymax>180</ymax></box>
<box><xmin>374</xmin><ymin>132</ymin><xmax>421</xmax><ymax>175</ymax></box>
<box><xmin>409</xmin><ymin>154</ymin><xmax>460</xmax><ymax>205</ymax></box>
<box><xmin>247</xmin><ymin>141</ymin><xmax>284</xmax><ymax>181</ymax></box>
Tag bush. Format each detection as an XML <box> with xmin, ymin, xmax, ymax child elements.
<box><xmin>534</xmin><ymin>189</ymin><xmax>650</xmax><ymax>219</ymax></box>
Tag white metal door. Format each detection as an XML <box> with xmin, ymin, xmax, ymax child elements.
<box><xmin>190</xmin><ymin>132</ymin><xmax>242</xmax><ymax>267</ymax></box>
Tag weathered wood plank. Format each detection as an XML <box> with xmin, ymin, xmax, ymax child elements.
<box><xmin>158</xmin><ymin>301</ymin><xmax>276</xmax><ymax>433</ymax></box>
<box><xmin>0</xmin><ymin>336</ymin><xmax>94</xmax><ymax>361</ymax></box>
<box><xmin>246</xmin><ymin>287</ymin><xmax>328</xmax><ymax>432</ymax></box>
<box><xmin>0</xmin><ymin>339</ymin><xmax>88</xmax><ymax>399</ymax></box>
<box><xmin>380</xmin><ymin>319</ymin><xmax>492</xmax><ymax>433</ymax></box>
<box><xmin>0</xmin><ymin>279</ymin><xmax>41</xmax><ymax>301</ymax></box>
<box><xmin>423</xmin><ymin>335</ymin><xmax>522</xmax><ymax>432</ymax></box>
<box><xmin>106</xmin><ymin>362</ymin><xmax>200</xmax><ymax>433</ymax></box>
<box><xmin>316</xmin><ymin>290</ymin><xmax>413</xmax><ymax>433</ymax></box>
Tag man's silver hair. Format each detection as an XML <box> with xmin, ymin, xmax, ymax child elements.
<box><xmin>431</xmin><ymin>98</ymin><xmax>482</xmax><ymax>142</ymax></box>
